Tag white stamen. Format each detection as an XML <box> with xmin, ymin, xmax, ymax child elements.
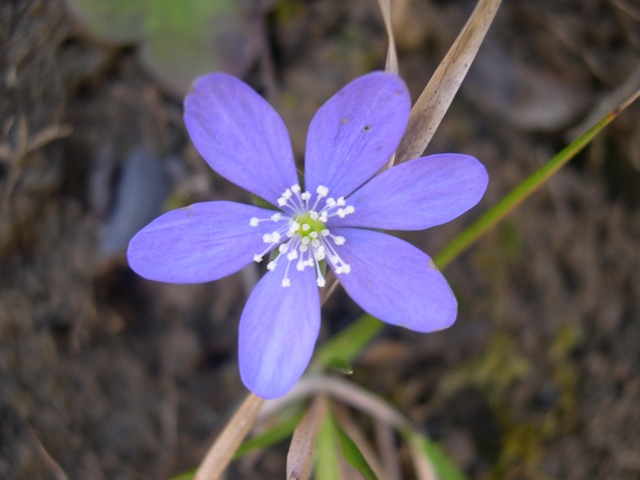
<box><xmin>315</xmin><ymin>257</ymin><xmax>326</xmax><ymax>287</ymax></box>
<box><xmin>263</xmin><ymin>231</ymin><xmax>283</xmax><ymax>244</ymax></box>
<box><xmin>250</xmin><ymin>185</ymin><xmax>355</xmax><ymax>287</ymax></box>
<box><xmin>311</xmin><ymin>186</ymin><xmax>329</xmax><ymax>211</ymax></box>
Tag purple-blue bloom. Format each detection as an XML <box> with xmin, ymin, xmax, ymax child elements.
<box><xmin>127</xmin><ymin>71</ymin><xmax>488</xmax><ymax>399</ymax></box>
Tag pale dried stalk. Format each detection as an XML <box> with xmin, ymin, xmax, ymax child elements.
<box><xmin>407</xmin><ymin>435</ymin><xmax>438</xmax><ymax>480</ymax></box>
<box><xmin>286</xmin><ymin>396</ymin><xmax>328</xmax><ymax>480</ymax></box>
<box><xmin>376</xmin><ymin>0</ymin><xmax>398</xmax><ymax>74</ymax></box>
<box><xmin>395</xmin><ymin>0</ymin><xmax>502</xmax><ymax>164</ymax></box>
<box><xmin>376</xmin><ymin>0</ymin><xmax>399</xmax><ymax>170</ymax></box>
<box><xmin>334</xmin><ymin>406</ymin><xmax>387</xmax><ymax>479</ymax></box>
<box><xmin>260</xmin><ymin>375</ymin><xmax>410</xmax><ymax>432</ymax></box>
<box><xmin>320</xmin><ymin>270</ymin><xmax>339</xmax><ymax>306</ymax></box>
<box><xmin>194</xmin><ymin>393</ymin><xmax>264</xmax><ymax>480</ymax></box>
<box><xmin>375</xmin><ymin>420</ymin><xmax>402</xmax><ymax>480</ymax></box>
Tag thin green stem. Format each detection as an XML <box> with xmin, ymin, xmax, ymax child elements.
<box><xmin>435</xmin><ymin>90</ymin><xmax>639</xmax><ymax>268</ymax></box>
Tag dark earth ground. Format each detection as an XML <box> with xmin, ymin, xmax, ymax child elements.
<box><xmin>1</xmin><ymin>0</ymin><xmax>640</xmax><ymax>479</ymax></box>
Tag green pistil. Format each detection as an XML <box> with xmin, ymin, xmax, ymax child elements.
<box><xmin>295</xmin><ymin>212</ymin><xmax>327</xmax><ymax>240</ymax></box>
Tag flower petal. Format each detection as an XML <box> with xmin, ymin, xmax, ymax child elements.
<box><xmin>184</xmin><ymin>73</ymin><xmax>298</xmax><ymax>205</ymax></box>
<box><xmin>239</xmin><ymin>260</ymin><xmax>320</xmax><ymax>399</ymax></box>
<box><xmin>332</xmin><ymin>228</ymin><xmax>457</xmax><ymax>332</ymax></box>
<box><xmin>304</xmin><ymin>72</ymin><xmax>411</xmax><ymax>199</ymax></box>
<box><xmin>329</xmin><ymin>154</ymin><xmax>488</xmax><ymax>230</ymax></box>
<box><xmin>127</xmin><ymin>201</ymin><xmax>282</xmax><ymax>283</ymax></box>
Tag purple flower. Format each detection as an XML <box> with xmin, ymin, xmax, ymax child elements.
<box><xmin>127</xmin><ymin>72</ymin><xmax>488</xmax><ymax>399</ymax></box>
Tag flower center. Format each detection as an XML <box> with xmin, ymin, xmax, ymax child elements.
<box><xmin>249</xmin><ymin>184</ymin><xmax>354</xmax><ymax>288</ymax></box>
<box><xmin>294</xmin><ymin>212</ymin><xmax>326</xmax><ymax>242</ymax></box>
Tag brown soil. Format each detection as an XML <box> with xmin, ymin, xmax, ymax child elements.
<box><xmin>1</xmin><ymin>0</ymin><xmax>640</xmax><ymax>479</ymax></box>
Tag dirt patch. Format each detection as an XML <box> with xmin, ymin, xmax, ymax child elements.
<box><xmin>1</xmin><ymin>0</ymin><xmax>640</xmax><ymax>479</ymax></box>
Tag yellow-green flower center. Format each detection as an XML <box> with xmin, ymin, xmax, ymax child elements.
<box><xmin>249</xmin><ymin>184</ymin><xmax>355</xmax><ymax>287</ymax></box>
<box><xmin>294</xmin><ymin>212</ymin><xmax>328</xmax><ymax>242</ymax></box>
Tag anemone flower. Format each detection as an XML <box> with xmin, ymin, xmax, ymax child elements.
<box><xmin>127</xmin><ymin>72</ymin><xmax>488</xmax><ymax>399</ymax></box>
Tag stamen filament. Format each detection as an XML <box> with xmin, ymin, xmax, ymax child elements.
<box><xmin>250</xmin><ymin>184</ymin><xmax>354</xmax><ymax>287</ymax></box>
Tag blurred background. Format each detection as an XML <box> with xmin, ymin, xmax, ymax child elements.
<box><xmin>1</xmin><ymin>0</ymin><xmax>639</xmax><ymax>478</ymax></box>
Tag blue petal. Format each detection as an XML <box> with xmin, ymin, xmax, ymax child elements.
<box><xmin>332</xmin><ymin>228</ymin><xmax>457</xmax><ymax>332</ymax></box>
<box><xmin>184</xmin><ymin>73</ymin><xmax>298</xmax><ymax>205</ymax></box>
<box><xmin>239</xmin><ymin>260</ymin><xmax>320</xmax><ymax>399</ymax></box>
<box><xmin>328</xmin><ymin>154</ymin><xmax>488</xmax><ymax>230</ymax></box>
<box><xmin>304</xmin><ymin>72</ymin><xmax>411</xmax><ymax>199</ymax></box>
<box><xmin>127</xmin><ymin>202</ymin><xmax>283</xmax><ymax>283</ymax></box>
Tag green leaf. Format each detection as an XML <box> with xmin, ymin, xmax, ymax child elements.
<box><xmin>312</xmin><ymin>314</ymin><xmax>384</xmax><ymax>370</ymax></box>
<box><xmin>324</xmin><ymin>357</ymin><xmax>354</xmax><ymax>375</ymax></box>
<box><xmin>405</xmin><ymin>430</ymin><xmax>469</xmax><ymax>480</ymax></box>
<box><xmin>142</xmin><ymin>0</ymin><xmax>241</xmax><ymax>91</ymax></box>
<box><xmin>66</xmin><ymin>0</ymin><xmax>259</xmax><ymax>93</ymax></box>
<box><xmin>333</xmin><ymin>418</ymin><xmax>379</xmax><ymax>480</ymax></box>
<box><xmin>65</xmin><ymin>0</ymin><xmax>148</xmax><ymax>43</ymax></box>
<box><xmin>168</xmin><ymin>469</ymin><xmax>195</xmax><ymax>480</ymax></box>
<box><xmin>315</xmin><ymin>415</ymin><xmax>342</xmax><ymax>480</ymax></box>
<box><xmin>233</xmin><ymin>412</ymin><xmax>303</xmax><ymax>459</ymax></box>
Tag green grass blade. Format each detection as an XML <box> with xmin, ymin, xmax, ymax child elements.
<box><xmin>333</xmin><ymin>417</ymin><xmax>380</xmax><ymax>480</ymax></box>
<box><xmin>434</xmin><ymin>89</ymin><xmax>640</xmax><ymax>269</ymax></box>
<box><xmin>168</xmin><ymin>470</ymin><xmax>195</xmax><ymax>480</ymax></box>
<box><xmin>312</xmin><ymin>314</ymin><xmax>384</xmax><ymax>370</ymax></box>
<box><xmin>404</xmin><ymin>430</ymin><xmax>468</xmax><ymax>480</ymax></box>
<box><xmin>233</xmin><ymin>412</ymin><xmax>303</xmax><ymax>459</ymax></box>
<box><xmin>315</xmin><ymin>414</ymin><xmax>343</xmax><ymax>480</ymax></box>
